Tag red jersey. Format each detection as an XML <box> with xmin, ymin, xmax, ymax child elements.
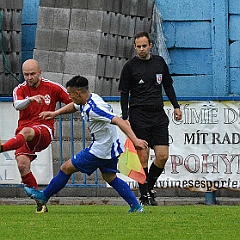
<box><xmin>13</xmin><ymin>78</ymin><xmax>71</xmax><ymax>131</ymax></box>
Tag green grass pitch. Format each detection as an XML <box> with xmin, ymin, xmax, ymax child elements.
<box><xmin>0</xmin><ymin>205</ymin><xmax>239</xmax><ymax>240</ymax></box>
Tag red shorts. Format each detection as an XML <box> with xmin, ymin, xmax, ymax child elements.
<box><xmin>15</xmin><ymin>125</ymin><xmax>53</xmax><ymax>161</ymax></box>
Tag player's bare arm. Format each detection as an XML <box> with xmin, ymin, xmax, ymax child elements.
<box><xmin>111</xmin><ymin>116</ymin><xmax>148</xmax><ymax>149</ymax></box>
<box><xmin>39</xmin><ymin>111</ymin><xmax>57</xmax><ymax>120</ymax></box>
<box><xmin>40</xmin><ymin>102</ymin><xmax>77</xmax><ymax>120</ymax></box>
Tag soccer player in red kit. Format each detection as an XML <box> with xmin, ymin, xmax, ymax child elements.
<box><xmin>0</xmin><ymin>59</ymin><xmax>71</xmax><ymax>212</ymax></box>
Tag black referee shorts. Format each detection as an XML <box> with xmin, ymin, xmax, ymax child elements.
<box><xmin>129</xmin><ymin>107</ymin><xmax>169</xmax><ymax>148</ymax></box>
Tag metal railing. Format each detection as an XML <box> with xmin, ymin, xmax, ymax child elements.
<box><xmin>57</xmin><ymin>104</ymin><xmax>105</xmax><ymax>187</ymax></box>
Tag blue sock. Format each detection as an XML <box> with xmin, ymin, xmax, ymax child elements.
<box><xmin>109</xmin><ymin>177</ymin><xmax>139</xmax><ymax>208</ymax></box>
<box><xmin>43</xmin><ymin>170</ymin><xmax>70</xmax><ymax>199</ymax></box>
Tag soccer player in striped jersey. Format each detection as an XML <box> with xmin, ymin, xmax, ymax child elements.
<box><xmin>24</xmin><ymin>75</ymin><xmax>148</xmax><ymax>213</ymax></box>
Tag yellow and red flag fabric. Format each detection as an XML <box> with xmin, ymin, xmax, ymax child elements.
<box><xmin>118</xmin><ymin>138</ymin><xmax>146</xmax><ymax>184</ymax></box>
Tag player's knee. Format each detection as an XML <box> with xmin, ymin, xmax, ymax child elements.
<box><xmin>20</xmin><ymin>127</ymin><xmax>35</xmax><ymax>140</ymax></box>
<box><xmin>157</xmin><ymin>152</ymin><xmax>168</xmax><ymax>161</ymax></box>
<box><xmin>60</xmin><ymin>160</ymin><xmax>76</xmax><ymax>175</ymax></box>
<box><xmin>102</xmin><ymin>172</ymin><xmax>116</xmax><ymax>183</ymax></box>
<box><xmin>154</xmin><ymin>155</ymin><xmax>168</xmax><ymax>168</ymax></box>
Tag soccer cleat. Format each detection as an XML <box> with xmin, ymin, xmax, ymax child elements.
<box><xmin>128</xmin><ymin>204</ymin><xmax>145</xmax><ymax>213</ymax></box>
<box><xmin>24</xmin><ymin>186</ymin><xmax>48</xmax><ymax>204</ymax></box>
<box><xmin>149</xmin><ymin>190</ymin><xmax>158</xmax><ymax>206</ymax></box>
<box><xmin>139</xmin><ymin>194</ymin><xmax>150</xmax><ymax>206</ymax></box>
<box><xmin>36</xmin><ymin>201</ymin><xmax>48</xmax><ymax>213</ymax></box>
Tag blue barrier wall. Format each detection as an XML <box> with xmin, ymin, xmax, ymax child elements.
<box><xmin>156</xmin><ymin>0</ymin><xmax>239</xmax><ymax>97</ymax></box>
<box><xmin>21</xmin><ymin>0</ymin><xmax>240</xmax><ymax>97</ymax></box>
<box><xmin>21</xmin><ymin>0</ymin><xmax>39</xmax><ymax>63</ymax></box>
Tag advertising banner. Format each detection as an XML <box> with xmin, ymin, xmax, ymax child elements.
<box><xmin>112</xmin><ymin>101</ymin><xmax>240</xmax><ymax>192</ymax></box>
<box><xmin>0</xmin><ymin>102</ymin><xmax>53</xmax><ymax>184</ymax></box>
<box><xmin>2</xmin><ymin>100</ymin><xmax>240</xmax><ymax>191</ymax></box>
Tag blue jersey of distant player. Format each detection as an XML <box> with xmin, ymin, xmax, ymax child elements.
<box><xmin>74</xmin><ymin>93</ymin><xmax>124</xmax><ymax>159</ymax></box>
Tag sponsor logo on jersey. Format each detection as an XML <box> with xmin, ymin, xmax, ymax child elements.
<box><xmin>138</xmin><ymin>79</ymin><xmax>144</xmax><ymax>84</ymax></box>
<box><xmin>44</xmin><ymin>94</ymin><xmax>51</xmax><ymax>105</ymax></box>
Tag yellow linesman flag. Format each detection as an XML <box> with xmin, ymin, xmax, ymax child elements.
<box><xmin>118</xmin><ymin>138</ymin><xmax>146</xmax><ymax>184</ymax></box>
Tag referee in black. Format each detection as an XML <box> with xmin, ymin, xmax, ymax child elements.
<box><xmin>118</xmin><ymin>32</ymin><xmax>182</xmax><ymax>206</ymax></box>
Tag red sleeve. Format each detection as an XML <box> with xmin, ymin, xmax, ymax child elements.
<box><xmin>55</xmin><ymin>84</ymin><xmax>72</xmax><ymax>105</ymax></box>
<box><xmin>13</xmin><ymin>84</ymin><xmax>26</xmax><ymax>101</ymax></box>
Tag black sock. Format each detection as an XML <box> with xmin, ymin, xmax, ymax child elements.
<box><xmin>148</xmin><ymin>163</ymin><xmax>164</xmax><ymax>191</ymax></box>
<box><xmin>138</xmin><ymin>167</ymin><xmax>148</xmax><ymax>196</ymax></box>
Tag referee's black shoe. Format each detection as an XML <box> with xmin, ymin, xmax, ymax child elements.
<box><xmin>139</xmin><ymin>195</ymin><xmax>150</xmax><ymax>206</ymax></box>
<box><xmin>149</xmin><ymin>190</ymin><xmax>158</xmax><ymax>206</ymax></box>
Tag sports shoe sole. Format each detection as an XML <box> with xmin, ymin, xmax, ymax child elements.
<box><xmin>36</xmin><ymin>204</ymin><xmax>48</xmax><ymax>213</ymax></box>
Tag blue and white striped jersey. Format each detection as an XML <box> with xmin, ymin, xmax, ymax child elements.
<box><xmin>74</xmin><ymin>93</ymin><xmax>124</xmax><ymax>159</ymax></box>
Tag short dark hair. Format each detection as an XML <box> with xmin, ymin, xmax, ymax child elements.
<box><xmin>66</xmin><ymin>75</ymin><xmax>89</xmax><ymax>92</ymax></box>
<box><xmin>134</xmin><ymin>32</ymin><xmax>151</xmax><ymax>44</ymax></box>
